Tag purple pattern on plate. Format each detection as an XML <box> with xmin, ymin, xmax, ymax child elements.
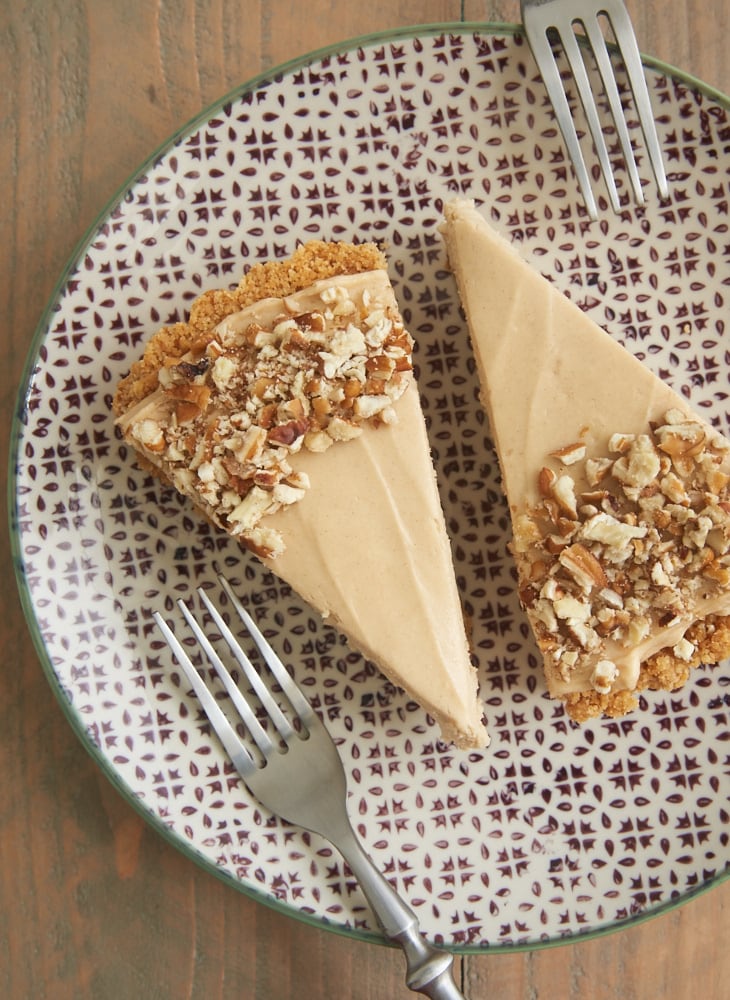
<box><xmin>11</xmin><ymin>29</ymin><xmax>730</xmax><ymax>949</ymax></box>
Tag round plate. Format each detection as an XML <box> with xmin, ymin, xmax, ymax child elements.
<box><xmin>10</xmin><ymin>24</ymin><xmax>730</xmax><ymax>951</ymax></box>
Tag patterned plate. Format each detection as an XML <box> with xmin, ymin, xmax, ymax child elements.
<box><xmin>10</xmin><ymin>24</ymin><xmax>730</xmax><ymax>951</ymax></box>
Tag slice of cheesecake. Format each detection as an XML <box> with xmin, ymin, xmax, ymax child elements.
<box><xmin>441</xmin><ymin>198</ymin><xmax>730</xmax><ymax>721</ymax></box>
<box><xmin>114</xmin><ymin>240</ymin><xmax>488</xmax><ymax>749</ymax></box>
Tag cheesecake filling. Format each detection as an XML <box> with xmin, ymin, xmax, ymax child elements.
<box><xmin>262</xmin><ymin>380</ymin><xmax>489</xmax><ymax>747</ymax></box>
<box><xmin>116</xmin><ymin>270</ymin><xmax>414</xmax><ymax>558</ymax></box>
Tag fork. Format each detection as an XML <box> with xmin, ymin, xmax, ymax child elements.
<box><xmin>154</xmin><ymin>576</ymin><xmax>466</xmax><ymax>1000</ymax></box>
<box><xmin>520</xmin><ymin>0</ymin><xmax>669</xmax><ymax>219</ymax></box>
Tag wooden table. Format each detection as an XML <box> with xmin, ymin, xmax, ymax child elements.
<box><xmin>3</xmin><ymin>2</ymin><xmax>729</xmax><ymax>997</ymax></box>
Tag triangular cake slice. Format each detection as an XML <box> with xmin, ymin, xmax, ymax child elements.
<box><xmin>441</xmin><ymin>198</ymin><xmax>730</xmax><ymax>722</ymax></box>
<box><xmin>114</xmin><ymin>240</ymin><xmax>488</xmax><ymax>749</ymax></box>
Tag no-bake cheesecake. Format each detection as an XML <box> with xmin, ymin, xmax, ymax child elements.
<box><xmin>114</xmin><ymin>240</ymin><xmax>488</xmax><ymax>748</ymax></box>
<box><xmin>441</xmin><ymin>198</ymin><xmax>730</xmax><ymax>721</ymax></box>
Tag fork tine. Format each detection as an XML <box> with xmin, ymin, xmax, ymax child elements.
<box><xmin>196</xmin><ymin>586</ymin><xmax>298</xmax><ymax>743</ymax></box>
<box><xmin>581</xmin><ymin>15</ymin><xmax>645</xmax><ymax>206</ymax></box>
<box><xmin>558</xmin><ymin>23</ymin><xmax>623</xmax><ymax>214</ymax></box>
<box><xmin>602</xmin><ymin>0</ymin><xmax>669</xmax><ymax>201</ymax></box>
<box><xmin>522</xmin><ymin>0</ymin><xmax>669</xmax><ymax>217</ymax></box>
<box><xmin>219</xmin><ymin>576</ymin><xmax>315</xmax><ymax>725</ymax></box>
<box><xmin>176</xmin><ymin>598</ymin><xmax>277</xmax><ymax>757</ymax></box>
<box><xmin>522</xmin><ymin>21</ymin><xmax>599</xmax><ymax>220</ymax></box>
<box><xmin>153</xmin><ymin>610</ymin><xmax>259</xmax><ymax>777</ymax></box>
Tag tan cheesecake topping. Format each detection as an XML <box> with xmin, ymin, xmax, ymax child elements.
<box><xmin>117</xmin><ymin>271</ymin><xmax>413</xmax><ymax>558</ymax></box>
<box><xmin>513</xmin><ymin>409</ymin><xmax>730</xmax><ymax>692</ymax></box>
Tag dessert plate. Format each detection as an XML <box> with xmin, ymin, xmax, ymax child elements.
<box><xmin>10</xmin><ymin>24</ymin><xmax>730</xmax><ymax>951</ymax></box>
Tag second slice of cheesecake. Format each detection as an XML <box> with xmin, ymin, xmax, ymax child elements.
<box><xmin>441</xmin><ymin>198</ymin><xmax>730</xmax><ymax>721</ymax></box>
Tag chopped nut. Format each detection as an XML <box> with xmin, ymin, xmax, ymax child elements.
<box><xmin>326</xmin><ymin>417</ymin><xmax>363</xmax><ymax>442</ymax></box>
<box><xmin>651</xmin><ymin>560</ymin><xmax>671</xmax><ymax>587</ymax></box>
<box><xmin>232</xmin><ymin>425</ymin><xmax>267</xmax><ymax>462</ymax></box>
<box><xmin>609</xmin><ymin>433</ymin><xmax>635</xmax><ymax>454</ymax></box>
<box><xmin>533</xmin><ymin>599</ymin><xmax>558</xmax><ymax>633</ymax></box>
<box><xmin>174</xmin><ymin>358</ymin><xmax>210</xmax><ymax>380</ymax></box>
<box><xmin>598</xmin><ymin>587</ymin><xmax>624</xmax><ymax>609</ymax></box>
<box><xmin>590</xmin><ymin>660</ymin><xmax>618</xmax><ymax>694</ymax></box>
<box><xmin>228</xmin><ymin>486</ymin><xmax>275</xmax><ymax>531</ymax></box>
<box><xmin>366</xmin><ymin>354</ymin><xmax>396</xmax><ymax>380</ymax></box>
<box><xmin>512</xmin><ymin>513</ymin><xmax>543</xmax><ymax>553</ymax></box>
<box><xmin>672</xmin><ymin>636</ymin><xmax>695</xmax><ymax>661</ymax></box>
<box><xmin>628</xmin><ymin>614</ymin><xmax>651</xmax><ymax>644</ymax></box>
<box><xmin>558</xmin><ymin>543</ymin><xmax>608</xmax><ymax>592</ymax></box>
<box><xmin>512</xmin><ymin>406</ymin><xmax>730</xmax><ymax>696</ymax></box>
<box><xmin>612</xmin><ymin>434</ymin><xmax>661</xmax><ymax>489</ymax></box>
<box><xmin>211</xmin><ymin>355</ymin><xmax>237</xmax><ymax>390</ymax></box>
<box><xmin>253</xmin><ymin>468</ymin><xmax>278</xmax><ymax>489</ymax></box>
<box><xmin>707</xmin><ymin>468</ymin><xmax>730</xmax><ymax>494</ymax></box>
<box><xmin>660</xmin><ymin>472</ymin><xmax>688</xmax><ymax>504</ymax></box>
<box><xmin>580</xmin><ymin>512</ymin><xmax>647</xmax><ymax>548</ymax></box>
<box><xmin>551</xmin><ymin>474</ymin><xmax>578</xmax><ymax>519</ymax></box>
<box><xmin>566</xmin><ymin>621</ymin><xmax>600</xmax><ymax>651</ymax></box>
<box><xmin>554</xmin><ymin>595</ymin><xmax>591</xmax><ymax>622</ymax></box>
<box><xmin>378</xmin><ymin>405</ymin><xmax>398</xmax><ymax>426</ymax></box>
<box><xmin>245</xmin><ymin>525</ymin><xmax>286</xmax><ymax>560</ymax></box>
<box><xmin>550</xmin><ymin>442</ymin><xmax>586</xmax><ymax>465</ymax></box>
<box><xmin>703</xmin><ymin>561</ymin><xmax>730</xmax><ymax>586</ymax></box>
<box><xmin>586</xmin><ymin>457</ymin><xmax>613</xmax><ymax>486</ymax></box>
<box><xmin>353</xmin><ymin>394</ymin><xmax>391</xmax><ymax>419</ymax></box>
<box><xmin>120</xmin><ymin>272</ymin><xmax>414</xmax><ymax>558</ymax></box>
<box><xmin>684</xmin><ymin>515</ymin><xmax>713</xmax><ymax>550</ymax></box>
<box><xmin>133</xmin><ymin>418</ymin><xmax>166</xmax><ymax>453</ymax></box>
<box><xmin>273</xmin><ymin>482</ymin><xmax>307</xmax><ymax>506</ymax></box>
<box><xmin>197</xmin><ymin>461</ymin><xmax>216</xmax><ymax>484</ymax></box>
<box><xmin>545</xmin><ymin>534</ymin><xmax>570</xmax><ymax>554</ymax></box>
<box><xmin>267</xmin><ymin>417</ymin><xmax>309</xmax><ymax>449</ymax></box>
<box><xmin>167</xmin><ymin>382</ymin><xmax>212</xmax><ymax>424</ymax></box>
<box><xmin>304</xmin><ymin>429</ymin><xmax>334</xmax><ymax>452</ymax></box>
<box><xmin>540</xmin><ymin>577</ymin><xmax>563</xmax><ymax>602</ymax></box>
<box><xmin>294</xmin><ymin>310</ymin><xmax>326</xmax><ymax>332</ymax></box>
<box><xmin>655</xmin><ymin>421</ymin><xmax>706</xmax><ymax>458</ymax></box>
<box><xmin>538</xmin><ymin>466</ymin><xmax>557</xmax><ymax>497</ymax></box>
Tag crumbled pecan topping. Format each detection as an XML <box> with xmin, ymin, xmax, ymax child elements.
<box><xmin>126</xmin><ymin>275</ymin><xmax>413</xmax><ymax>557</ymax></box>
<box><xmin>514</xmin><ymin>409</ymin><xmax>730</xmax><ymax>693</ymax></box>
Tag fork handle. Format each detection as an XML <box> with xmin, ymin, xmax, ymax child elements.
<box><xmin>336</xmin><ymin>825</ymin><xmax>467</xmax><ymax>999</ymax></box>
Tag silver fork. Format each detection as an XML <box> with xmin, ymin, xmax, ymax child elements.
<box><xmin>520</xmin><ymin>0</ymin><xmax>669</xmax><ymax>219</ymax></box>
<box><xmin>154</xmin><ymin>576</ymin><xmax>466</xmax><ymax>1000</ymax></box>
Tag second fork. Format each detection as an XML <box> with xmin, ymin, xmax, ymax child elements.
<box><xmin>521</xmin><ymin>0</ymin><xmax>669</xmax><ymax>218</ymax></box>
<box><xmin>155</xmin><ymin>578</ymin><xmax>467</xmax><ymax>1000</ymax></box>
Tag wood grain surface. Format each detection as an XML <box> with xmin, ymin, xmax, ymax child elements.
<box><xmin>3</xmin><ymin>2</ymin><xmax>729</xmax><ymax>998</ymax></box>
